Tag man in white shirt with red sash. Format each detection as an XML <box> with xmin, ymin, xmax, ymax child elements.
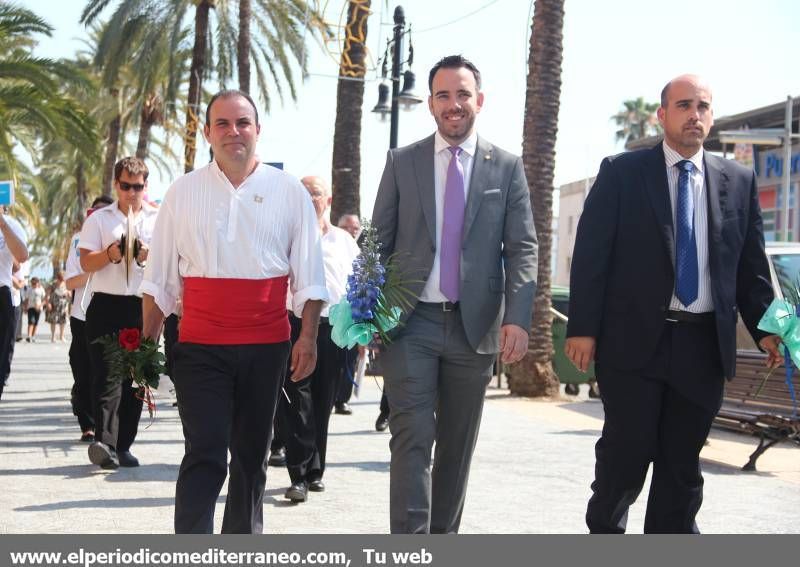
<box><xmin>141</xmin><ymin>89</ymin><xmax>328</xmax><ymax>534</ymax></box>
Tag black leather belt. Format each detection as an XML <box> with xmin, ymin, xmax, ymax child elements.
<box><xmin>420</xmin><ymin>301</ymin><xmax>459</xmax><ymax>312</ymax></box>
<box><xmin>666</xmin><ymin>309</ymin><xmax>715</xmax><ymax>324</ymax></box>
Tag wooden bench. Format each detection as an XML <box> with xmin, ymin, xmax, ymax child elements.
<box><xmin>714</xmin><ymin>350</ymin><xmax>800</xmax><ymax>471</ymax></box>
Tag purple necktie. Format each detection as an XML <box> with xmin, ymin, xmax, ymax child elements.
<box><xmin>440</xmin><ymin>146</ymin><xmax>465</xmax><ymax>302</ymax></box>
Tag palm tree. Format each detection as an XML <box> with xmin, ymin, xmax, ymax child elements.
<box><xmin>510</xmin><ymin>0</ymin><xmax>565</xmax><ymax>398</ymax></box>
<box><xmin>225</xmin><ymin>0</ymin><xmax>328</xmax><ymax>108</ymax></box>
<box><xmin>612</xmin><ymin>97</ymin><xmax>661</xmax><ymax>145</ymax></box>
<box><xmin>0</xmin><ymin>2</ymin><xmax>97</xmax><ymax>179</ymax></box>
<box><xmin>330</xmin><ymin>0</ymin><xmax>370</xmax><ymax>225</ymax></box>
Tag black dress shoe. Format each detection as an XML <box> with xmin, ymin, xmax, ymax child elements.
<box><xmin>88</xmin><ymin>442</ymin><xmax>118</xmax><ymax>470</ymax></box>
<box><xmin>285</xmin><ymin>481</ymin><xmax>308</xmax><ymax>502</ymax></box>
<box><xmin>117</xmin><ymin>451</ymin><xmax>140</xmax><ymax>467</ymax></box>
<box><xmin>334</xmin><ymin>402</ymin><xmax>353</xmax><ymax>415</ymax></box>
<box><xmin>375</xmin><ymin>410</ymin><xmax>390</xmax><ymax>432</ymax></box>
<box><xmin>308</xmin><ymin>479</ymin><xmax>325</xmax><ymax>492</ymax></box>
<box><xmin>268</xmin><ymin>446</ymin><xmax>286</xmax><ymax>467</ymax></box>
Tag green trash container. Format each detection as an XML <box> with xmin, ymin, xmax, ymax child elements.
<box><xmin>551</xmin><ymin>285</ymin><xmax>600</xmax><ymax>397</ymax></box>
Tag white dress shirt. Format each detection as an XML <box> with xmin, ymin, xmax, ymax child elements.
<box><xmin>419</xmin><ymin>130</ymin><xmax>477</xmax><ymax>302</ymax></box>
<box><xmin>0</xmin><ymin>215</ymin><xmax>27</xmax><ymax>289</ymax></box>
<box><xmin>663</xmin><ymin>142</ymin><xmax>713</xmax><ymax>313</ymax></box>
<box><xmin>65</xmin><ymin>232</ymin><xmax>89</xmax><ymax>321</ymax></box>
<box><xmin>287</xmin><ymin>225</ymin><xmax>360</xmax><ymax>318</ymax></box>
<box><xmin>79</xmin><ymin>201</ymin><xmax>158</xmax><ymax>297</ymax></box>
<box><xmin>140</xmin><ymin>161</ymin><xmax>329</xmax><ymax>318</ymax></box>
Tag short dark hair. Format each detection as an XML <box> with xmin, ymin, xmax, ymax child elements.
<box><xmin>114</xmin><ymin>156</ymin><xmax>149</xmax><ymax>182</ymax></box>
<box><xmin>205</xmin><ymin>89</ymin><xmax>260</xmax><ymax>126</ymax></box>
<box><xmin>91</xmin><ymin>195</ymin><xmax>114</xmax><ymax>208</ymax></box>
<box><xmin>428</xmin><ymin>55</ymin><xmax>482</xmax><ymax>93</ymax></box>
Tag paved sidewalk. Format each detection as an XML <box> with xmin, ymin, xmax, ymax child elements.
<box><xmin>1</xmin><ymin>333</ymin><xmax>798</xmax><ymax>534</ymax></box>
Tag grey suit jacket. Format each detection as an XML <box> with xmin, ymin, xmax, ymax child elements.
<box><xmin>372</xmin><ymin>134</ymin><xmax>538</xmax><ymax>354</ymax></box>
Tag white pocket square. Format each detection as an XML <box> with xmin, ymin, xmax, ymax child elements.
<box><xmin>485</xmin><ymin>188</ymin><xmax>501</xmax><ymax>195</ymax></box>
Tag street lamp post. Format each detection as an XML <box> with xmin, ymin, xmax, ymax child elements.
<box><xmin>372</xmin><ymin>6</ymin><xmax>422</xmax><ymax>149</ymax></box>
<box><xmin>720</xmin><ymin>95</ymin><xmax>799</xmax><ymax>241</ymax></box>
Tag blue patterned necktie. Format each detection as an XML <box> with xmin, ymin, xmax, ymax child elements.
<box><xmin>675</xmin><ymin>159</ymin><xmax>698</xmax><ymax>306</ymax></box>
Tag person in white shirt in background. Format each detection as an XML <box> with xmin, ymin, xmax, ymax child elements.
<box><xmin>24</xmin><ymin>278</ymin><xmax>45</xmax><ymax>342</ymax></box>
<box><xmin>274</xmin><ymin>176</ymin><xmax>360</xmax><ymax>504</ymax></box>
<box><xmin>65</xmin><ymin>195</ymin><xmax>114</xmax><ymax>443</ymax></box>
<box><xmin>140</xmin><ymin>90</ymin><xmax>328</xmax><ymax>534</ymax></box>
<box><xmin>0</xmin><ymin>205</ymin><xmax>28</xmax><ymax>400</ymax></box>
<box><xmin>80</xmin><ymin>157</ymin><xmax>157</xmax><ymax>470</ymax></box>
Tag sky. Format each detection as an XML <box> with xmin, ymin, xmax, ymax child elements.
<box><xmin>24</xmin><ymin>0</ymin><xmax>800</xmax><ymax>218</ymax></box>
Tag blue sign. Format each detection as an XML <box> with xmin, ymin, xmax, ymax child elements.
<box><xmin>0</xmin><ymin>180</ymin><xmax>13</xmax><ymax>206</ymax></box>
<box><xmin>759</xmin><ymin>151</ymin><xmax>800</xmax><ymax>179</ymax></box>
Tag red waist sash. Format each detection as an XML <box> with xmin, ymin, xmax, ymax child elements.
<box><xmin>180</xmin><ymin>276</ymin><xmax>290</xmax><ymax>345</ymax></box>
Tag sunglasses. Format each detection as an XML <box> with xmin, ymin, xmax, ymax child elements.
<box><xmin>119</xmin><ymin>182</ymin><xmax>145</xmax><ymax>192</ymax></box>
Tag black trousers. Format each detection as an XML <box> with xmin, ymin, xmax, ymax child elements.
<box><xmin>586</xmin><ymin>318</ymin><xmax>723</xmax><ymax>534</ymax></box>
<box><xmin>173</xmin><ymin>340</ymin><xmax>290</xmax><ymax>534</ymax></box>
<box><xmin>275</xmin><ymin>316</ymin><xmax>345</xmax><ymax>484</ymax></box>
<box><xmin>0</xmin><ymin>286</ymin><xmax>14</xmax><ymax>398</ymax></box>
<box><xmin>335</xmin><ymin>347</ymin><xmax>358</xmax><ymax>404</ymax></box>
<box><xmin>85</xmin><ymin>293</ymin><xmax>144</xmax><ymax>452</ymax></box>
<box><xmin>163</xmin><ymin>314</ymin><xmax>179</xmax><ymax>378</ymax></box>
<box><xmin>69</xmin><ymin>317</ymin><xmax>95</xmax><ymax>432</ymax></box>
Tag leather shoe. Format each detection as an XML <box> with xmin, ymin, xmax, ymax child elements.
<box><xmin>80</xmin><ymin>432</ymin><xmax>95</xmax><ymax>443</ymax></box>
<box><xmin>375</xmin><ymin>410</ymin><xmax>390</xmax><ymax>432</ymax></box>
<box><xmin>334</xmin><ymin>401</ymin><xmax>352</xmax><ymax>415</ymax></box>
<box><xmin>308</xmin><ymin>479</ymin><xmax>325</xmax><ymax>492</ymax></box>
<box><xmin>117</xmin><ymin>451</ymin><xmax>140</xmax><ymax>467</ymax></box>
<box><xmin>285</xmin><ymin>481</ymin><xmax>308</xmax><ymax>503</ymax></box>
<box><xmin>268</xmin><ymin>446</ymin><xmax>286</xmax><ymax>467</ymax></box>
<box><xmin>88</xmin><ymin>442</ymin><xmax>118</xmax><ymax>470</ymax></box>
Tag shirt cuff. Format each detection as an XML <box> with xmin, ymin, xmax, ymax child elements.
<box><xmin>139</xmin><ymin>280</ymin><xmax>178</xmax><ymax>317</ymax></box>
<box><xmin>291</xmin><ymin>285</ymin><xmax>330</xmax><ymax>317</ymax></box>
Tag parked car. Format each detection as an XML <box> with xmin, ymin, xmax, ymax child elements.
<box><xmin>736</xmin><ymin>242</ymin><xmax>800</xmax><ymax>350</ymax></box>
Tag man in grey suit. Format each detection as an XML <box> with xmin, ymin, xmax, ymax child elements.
<box><xmin>372</xmin><ymin>55</ymin><xmax>538</xmax><ymax>534</ymax></box>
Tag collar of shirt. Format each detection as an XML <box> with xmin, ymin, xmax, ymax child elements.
<box><xmin>434</xmin><ymin>130</ymin><xmax>478</xmax><ymax>158</ymax></box>
<box><xmin>662</xmin><ymin>141</ymin><xmax>704</xmax><ymax>174</ymax></box>
<box><xmin>210</xmin><ymin>159</ymin><xmax>265</xmax><ymax>192</ymax></box>
<box><xmin>102</xmin><ymin>200</ymin><xmax>159</xmax><ymax>222</ymax></box>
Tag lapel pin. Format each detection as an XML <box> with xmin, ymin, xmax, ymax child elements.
<box><xmin>254</xmin><ymin>195</ymin><xmax>263</xmax><ymax>203</ymax></box>
<box><xmin>484</xmin><ymin>154</ymin><xmax>491</xmax><ymax>160</ymax></box>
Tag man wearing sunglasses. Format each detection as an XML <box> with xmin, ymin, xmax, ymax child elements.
<box><xmin>79</xmin><ymin>157</ymin><xmax>159</xmax><ymax>470</ymax></box>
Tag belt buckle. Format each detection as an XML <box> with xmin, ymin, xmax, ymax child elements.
<box><xmin>442</xmin><ymin>301</ymin><xmax>455</xmax><ymax>312</ymax></box>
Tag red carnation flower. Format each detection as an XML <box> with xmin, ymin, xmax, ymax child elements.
<box><xmin>118</xmin><ymin>328</ymin><xmax>141</xmax><ymax>352</ymax></box>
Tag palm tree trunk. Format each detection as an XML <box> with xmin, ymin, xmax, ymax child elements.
<box><xmin>511</xmin><ymin>0</ymin><xmax>565</xmax><ymax>398</ymax></box>
<box><xmin>101</xmin><ymin>88</ymin><xmax>121</xmax><ymax>197</ymax></box>
<box><xmin>75</xmin><ymin>161</ymin><xmax>87</xmax><ymax>217</ymax></box>
<box><xmin>136</xmin><ymin>93</ymin><xmax>161</xmax><ymax>160</ymax></box>
<box><xmin>185</xmin><ymin>0</ymin><xmax>213</xmax><ymax>173</ymax></box>
<box><xmin>237</xmin><ymin>0</ymin><xmax>252</xmax><ymax>94</ymax></box>
<box><xmin>330</xmin><ymin>0</ymin><xmax>371</xmax><ymax>225</ymax></box>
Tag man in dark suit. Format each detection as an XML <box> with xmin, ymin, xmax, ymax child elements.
<box><xmin>372</xmin><ymin>55</ymin><xmax>538</xmax><ymax>534</ymax></box>
<box><xmin>566</xmin><ymin>74</ymin><xmax>781</xmax><ymax>533</ymax></box>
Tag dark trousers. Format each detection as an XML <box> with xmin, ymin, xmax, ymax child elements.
<box><xmin>163</xmin><ymin>314</ymin><xmax>179</xmax><ymax>378</ymax></box>
<box><xmin>335</xmin><ymin>347</ymin><xmax>357</xmax><ymax>404</ymax></box>
<box><xmin>587</xmin><ymin>319</ymin><xmax>723</xmax><ymax>534</ymax></box>
<box><xmin>68</xmin><ymin>317</ymin><xmax>95</xmax><ymax>432</ymax></box>
<box><xmin>380</xmin><ymin>304</ymin><xmax>495</xmax><ymax>534</ymax></box>
<box><xmin>275</xmin><ymin>316</ymin><xmax>344</xmax><ymax>484</ymax></box>
<box><xmin>173</xmin><ymin>340</ymin><xmax>290</xmax><ymax>534</ymax></box>
<box><xmin>0</xmin><ymin>287</ymin><xmax>13</xmax><ymax>398</ymax></box>
<box><xmin>85</xmin><ymin>293</ymin><xmax>144</xmax><ymax>452</ymax></box>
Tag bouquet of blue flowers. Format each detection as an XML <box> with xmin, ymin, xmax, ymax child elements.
<box><xmin>330</xmin><ymin>222</ymin><xmax>416</xmax><ymax>349</ymax></box>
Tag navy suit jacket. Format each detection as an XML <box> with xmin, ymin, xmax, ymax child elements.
<box><xmin>567</xmin><ymin>143</ymin><xmax>774</xmax><ymax>380</ymax></box>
